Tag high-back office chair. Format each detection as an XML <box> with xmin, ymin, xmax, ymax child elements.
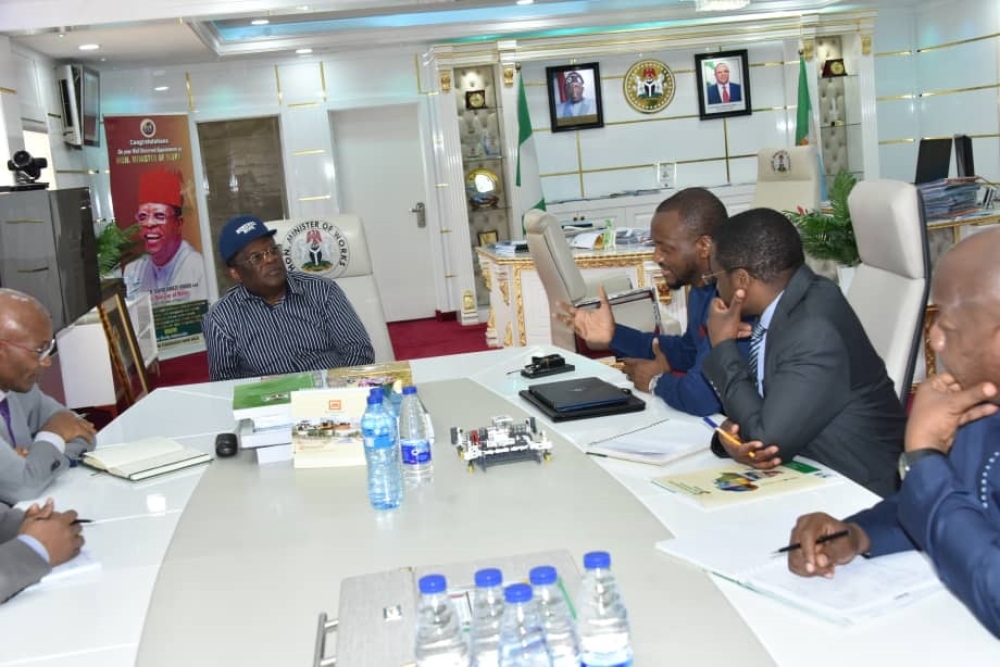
<box><xmin>845</xmin><ymin>180</ymin><xmax>930</xmax><ymax>404</ymax></box>
<box><xmin>752</xmin><ymin>146</ymin><xmax>822</xmax><ymax>213</ymax></box>
<box><xmin>265</xmin><ymin>216</ymin><xmax>395</xmax><ymax>362</ymax></box>
<box><xmin>524</xmin><ymin>209</ymin><xmax>665</xmax><ymax>352</ymax></box>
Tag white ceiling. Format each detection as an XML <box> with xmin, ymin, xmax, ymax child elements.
<box><xmin>3</xmin><ymin>0</ymin><xmax>909</xmax><ymax>70</ymax></box>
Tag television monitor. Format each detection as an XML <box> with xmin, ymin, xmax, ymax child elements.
<box><xmin>954</xmin><ymin>134</ymin><xmax>975</xmax><ymax>178</ymax></box>
<box><xmin>914</xmin><ymin>138</ymin><xmax>952</xmax><ymax>184</ymax></box>
<box><xmin>58</xmin><ymin>65</ymin><xmax>101</xmax><ymax>148</ymax></box>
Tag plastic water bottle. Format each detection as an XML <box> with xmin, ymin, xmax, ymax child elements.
<box><xmin>497</xmin><ymin>583</ymin><xmax>552</xmax><ymax>667</ymax></box>
<box><xmin>414</xmin><ymin>574</ymin><xmax>470</xmax><ymax>667</ymax></box>
<box><xmin>577</xmin><ymin>551</ymin><xmax>632</xmax><ymax>667</ymax></box>
<box><xmin>529</xmin><ymin>566</ymin><xmax>580</xmax><ymax>667</ymax></box>
<box><xmin>399</xmin><ymin>385</ymin><xmax>433</xmax><ymax>484</ymax></box>
<box><xmin>361</xmin><ymin>393</ymin><xmax>402</xmax><ymax>510</ymax></box>
<box><xmin>470</xmin><ymin>568</ymin><xmax>505</xmax><ymax>667</ymax></box>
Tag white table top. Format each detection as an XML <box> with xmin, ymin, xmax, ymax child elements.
<box><xmin>0</xmin><ymin>345</ymin><xmax>996</xmax><ymax>666</ymax></box>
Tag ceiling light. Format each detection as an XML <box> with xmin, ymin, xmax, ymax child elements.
<box><xmin>78</xmin><ymin>43</ymin><xmax>100</xmax><ymax>51</ymax></box>
<box><xmin>296</xmin><ymin>48</ymin><xmax>313</xmax><ymax>55</ymax></box>
<box><xmin>154</xmin><ymin>86</ymin><xmax>170</xmax><ymax>92</ymax></box>
<box><xmin>693</xmin><ymin>0</ymin><xmax>750</xmax><ymax>10</ymax></box>
<box><xmin>516</xmin><ymin>0</ymin><xmax>534</xmax><ymax>5</ymax></box>
<box><xmin>251</xmin><ymin>19</ymin><xmax>270</xmax><ymax>26</ymax></box>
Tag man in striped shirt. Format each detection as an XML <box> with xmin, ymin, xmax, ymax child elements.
<box><xmin>202</xmin><ymin>215</ymin><xmax>374</xmax><ymax>381</ymax></box>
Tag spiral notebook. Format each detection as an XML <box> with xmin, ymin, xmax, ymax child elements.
<box><xmin>656</xmin><ymin>530</ymin><xmax>942</xmax><ymax>625</ymax></box>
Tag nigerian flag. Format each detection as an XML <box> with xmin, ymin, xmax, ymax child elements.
<box><xmin>795</xmin><ymin>55</ymin><xmax>813</xmax><ymax>146</ymax></box>
<box><xmin>516</xmin><ymin>73</ymin><xmax>545</xmax><ymax>232</ymax></box>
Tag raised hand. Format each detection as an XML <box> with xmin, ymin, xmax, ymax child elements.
<box><xmin>707</xmin><ymin>288</ymin><xmax>748</xmax><ymax>346</ymax></box>
<box><xmin>622</xmin><ymin>338</ymin><xmax>671</xmax><ymax>393</ymax></box>
<box><xmin>554</xmin><ymin>285</ymin><xmax>616</xmax><ymax>347</ymax></box>
<box><xmin>787</xmin><ymin>512</ymin><xmax>869</xmax><ymax>579</ymax></box>
<box><xmin>906</xmin><ymin>373</ymin><xmax>999</xmax><ymax>455</ymax></box>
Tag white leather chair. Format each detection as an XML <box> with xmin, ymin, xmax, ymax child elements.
<box><xmin>265</xmin><ymin>215</ymin><xmax>395</xmax><ymax>362</ymax></box>
<box><xmin>845</xmin><ymin>180</ymin><xmax>930</xmax><ymax>404</ymax></box>
<box><xmin>524</xmin><ymin>209</ymin><xmax>667</xmax><ymax>352</ymax></box>
<box><xmin>752</xmin><ymin>146</ymin><xmax>822</xmax><ymax>213</ymax></box>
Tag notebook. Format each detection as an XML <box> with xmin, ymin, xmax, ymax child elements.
<box><xmin>656</xmin><ymin>530</ymin><xmax>942</xmax><ymax>625</ymax></box>
<box><xmin>587</xmin><ymin>418</ymin><xmax>707</xmax><ymax>465</ymax></box>
<box><xmin>81</xmin><ymin>437</ymin><xmax>212</xmax><ymax>481</ymax></box>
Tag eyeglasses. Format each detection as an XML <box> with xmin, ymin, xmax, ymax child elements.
<box><xmin>0</xmin><ymin>337</ymin><xmax>56</xmax><ymax>362</ymax></box>
<box><xmin>135</xmin><ymin>210</ymin><xmax>177</xmax><ymax>226</ymax></box>
<box><xmin>237</xmin><ymin>244</ymin><xmax>283</xmax><ymax>268</ymax></box>
<box><xmin>702</xmin><ymin>269</ymin><xmax>725</xmax><ymax>283</ymax></box>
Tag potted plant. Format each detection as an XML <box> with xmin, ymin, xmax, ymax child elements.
<box><xmin>95</xmin><ymin>220</ymin><xmax>140</xmax><ymax>278</ymax></box>
<box><xmin>785</xmin><ymin>170</ymin><xmax>859</xmax><ymax>290</ymax></box>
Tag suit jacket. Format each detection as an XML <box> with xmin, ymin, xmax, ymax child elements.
<box><xmin>849</xmin><ymin>412</ymin><xmax>1000</xmax><ymax>638</ymax></box>
<box><xmin>0</xmin><ymin>385</ymin><xmax>86</xmax><ymax>504</ymax></box>
<box><xmin>0</xmin><ymin>503</ymin><xmax>49</xmax><ymax>602</ymax></box>
<box><xmin>702</xmin><ymin>265</ymin><xmax>906</xmax><ymax>497</ymax></box>
<box><xmin>707</xmin><ymin>82</ymin><xmax>741</xmax><ymax>105</ymax></box>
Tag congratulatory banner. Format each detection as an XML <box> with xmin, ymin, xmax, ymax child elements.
<box><xmin>105</xmin><ymin>114</ymin><xmax>208</xmax><ymax>349</ymax></box>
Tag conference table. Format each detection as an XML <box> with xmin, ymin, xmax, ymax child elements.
<box><xmin>0</xmin><ymin>345</ymin><xmax>997</xmax><ymax>666</ymax></box>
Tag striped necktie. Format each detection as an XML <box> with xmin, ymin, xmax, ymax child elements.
<box><xmin>748</xmin><ymin>321</ymin><xmax>767</xmax><ymax>385</ymax></box>
<box><xmin>0</xmin><ymin>398</ymin><xmax>13</xmax><ymax>446</ymax></box>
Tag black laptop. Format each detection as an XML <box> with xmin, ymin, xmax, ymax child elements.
<box><xmin>520</xmin><ymin>376</ymin><xmax>645</xmax><ymax>422</ymax></box>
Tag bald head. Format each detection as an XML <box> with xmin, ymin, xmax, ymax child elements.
<box><xmin>0</xmin><ymin>289</ymin><xmax>51</xmax><ymax>338</ymax></box>
<box><xmin>933</xmin><ymin>228</ymin><xmax>1000</xmax><ymax>314</ymax></box>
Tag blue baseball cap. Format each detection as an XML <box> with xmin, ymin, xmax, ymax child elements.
<box><xmin>219</xmin><ymin>215</ymin><xmax>277</xmax><ymax>264</ymax></box>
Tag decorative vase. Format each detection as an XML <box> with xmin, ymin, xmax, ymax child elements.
<box><xmin>836</xmin><ymin>265</ymin><xmax>856</xmax><ymax>295</ymax></box>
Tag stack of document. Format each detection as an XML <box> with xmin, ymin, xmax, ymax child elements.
<box><xmin>490</xmin><ymin>240</ymin><xmax>529</xmax><ymax>257</ymax></box>
<box><xmin>232</xmin><ymin>372</ymin><xmax>320</xmax><ymax>465</ymax></box>
<box><xmin>917</xmin><ymin>177</ymin><xmax>980</xmax><ymax>220</ymax></box>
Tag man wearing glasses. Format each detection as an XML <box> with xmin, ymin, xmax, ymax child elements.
<box><xmin>202</xmin><ymin>215</ymin><xmax>374</xmax><ymax>381</ymax></box>
<box><xmin>123</xmin><ymin>168</ymin><xmax>207</xmax><ymax>304</ymax></box>
<box><xmin>0</xmin><ymin>290</ymin><xmax>97</xmax><ymax>503</ymax></box>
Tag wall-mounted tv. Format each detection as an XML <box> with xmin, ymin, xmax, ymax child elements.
<box><xmin>58</xmin><ymin>64</ymin><xmax>100</xmax><ymax>148</ymax></box>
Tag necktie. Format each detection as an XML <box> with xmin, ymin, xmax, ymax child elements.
<box><xmin>748</xmin><ymin>321</ymin><xmax>767</xmax><ymax>386</ymax></box>
<box><xmin>722</xmin><ymin>85</ymin><xmax>730</xmax><ymax>103</ymax></box>
<box><xmin>0</xmin><ymin>398</ymin><xmax>13</xmax><ymax>446</ymax></box>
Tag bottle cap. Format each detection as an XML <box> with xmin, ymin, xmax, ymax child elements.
<box><xmin>369</xmin><ymin>387</ymin><xmax>385</xmax><ymax>400</ymax></box>
<box><xmin>529</xmin><ymin>565</ymin><xmax>557</xmax><ymax>586</ymax></box>
<box><xmin>366</xmin><ymin>394</ymin><xmax>383</xmax><ymax>406</ymax></box>
<box><xmin>403</xmin><ymin>385</ymin><xmax>417</xmax><ymax>395</ymax></box>
<box><xmin>583</xmin><ymin>551</ymin><xmax>611</xmax><ymax>570</ymax></box>
<box><xmin>418</xmin><ymin>574</ymin><xmax>447</xmax><ymax>594</ymax></box>
<box><xmin>504</xmin><ymin>582</ymin><xmax>533</xmax><ymax>604</ymax></box>
<box><xmin>474</xmin><ymin>568</ymin><xmax>503</xmax><ymax>588</ymax></box>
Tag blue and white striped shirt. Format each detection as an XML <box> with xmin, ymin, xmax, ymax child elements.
<box><xmin>203</xmin><ymin>272</ymin><xmax>375</xmax><ymax>381</ymax></box>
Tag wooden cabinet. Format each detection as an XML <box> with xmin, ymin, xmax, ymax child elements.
<box><xmin>46</xmin><ymin>291</ymin><xmax>159</xmax><ymax>409</ymax></box>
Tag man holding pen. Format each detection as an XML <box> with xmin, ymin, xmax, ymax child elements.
<box><xmin>0</xmin><ymin>499</ymin><xmax>85</xmax><ymax>602</ymax></box>
<box><xmin>786</xmin><ymin>229</ymin><xmax>1000</xmax><ymax>639</ymax></box>
<box><xmin>701</xmin><ymin>208</ymin><xmax>905</xmax><ymax>497</ymax></box>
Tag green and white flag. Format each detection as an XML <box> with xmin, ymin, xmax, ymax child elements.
<box><xmin>795</xmin><ymin>55</ymin><xmax>813</xmax><ymax>146</ymax></box>
<box><xmin>516</xmin><ymin>73</ymin><xmax>545</xmax><ymax>233</ymax></box>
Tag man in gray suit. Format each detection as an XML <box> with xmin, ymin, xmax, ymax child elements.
<box><xmin>0</xmin><ymin>289</ymin><xmax>97</xmax><ymax>503</ymax></box>
<box><xmin>0</xmin><ymin>499</ymin><xmax>85</xmax><ymax>602</ymax></box>
<box><xmin>702</xmin><ymin>208</ymin><xmax>906</xmax><ymax>497</ymax></box>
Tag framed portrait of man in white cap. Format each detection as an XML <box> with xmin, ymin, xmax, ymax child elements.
<box><xmin>546</xmin><ymin>62</ymin><xmax>604</xmax><ymax>132</ymax></box>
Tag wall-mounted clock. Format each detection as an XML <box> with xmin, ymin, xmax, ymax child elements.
<box><xmin>465</xmin><ymin>89</ymin><xmax>487</xmax><ymax>110</ymax></box>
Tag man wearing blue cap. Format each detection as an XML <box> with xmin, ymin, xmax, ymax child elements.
<box><xmin>201</xmin><ymin>215</ymin><xmax>374</xmax><ymax>381</ymax></box>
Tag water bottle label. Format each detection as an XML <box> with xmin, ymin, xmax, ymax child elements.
<box><xmin>364</xmin><ymin>434</ymin><xmax>394</xmax><ymax>450</ymax></box>
<box><xmin>401</xmin><ymin>439</ymin><xmax>431</xmax><ymax>464</ymax></box>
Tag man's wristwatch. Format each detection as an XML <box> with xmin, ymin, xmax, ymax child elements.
<box><xmin>898</xmin><ymin>448</ymin><xmax>946</xmax><ymax>480</ymax></box>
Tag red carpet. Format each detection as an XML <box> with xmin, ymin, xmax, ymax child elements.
<box><xmin>150</xmin><ymin>319</ymin><xmax>491</xmax><ymax>391</ymax></box>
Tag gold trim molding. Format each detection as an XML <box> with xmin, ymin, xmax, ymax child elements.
<box><xmin>439</xmin><ymin>70</ymin><xmax>452</xmax><ymax>93</ymax></box>
<box><xmin>503</xmin><ymin>66</ymin><xmax>515</xmax><ymax>87</ymax></box>
<box><xmin>861</xmin><ymin>34</ymin><xmax>872</xmax><ymax>56</ymax></box>
<box><xmin>801</xmin><ymin>40</ymin><xmax>814</xmax><ymax>62</ymax></box>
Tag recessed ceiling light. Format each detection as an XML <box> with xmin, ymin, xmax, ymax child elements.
<box><xmin>516</xmin><ymin>0</ymin><xmax>534</xmax><ymax>5</ymax></box>
<box><xmin>78</xmin><ymin>43</ymin><xmax>100</xmax><ymax>51</ymax></box>
<box><xmin>296</xmin><ymin>48</ymin><xmax>313</xmax><ymax>54</ymax></box>
<box><xmin>297</xmin><ymin>5</ymin><xmax>311</xmax><ymax>10</ymax></box>
<box><xmin>154</xmin><ymin>86</ymin><xmax>169</xmax><ymax>92</ymax></box>
<box><xmin>251</xmin><ymin>19</ymin><xmax>269</xmax><ymax>26</ymax></box>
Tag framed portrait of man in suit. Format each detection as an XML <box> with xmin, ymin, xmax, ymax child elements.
<box><xmin>546</xmin><ymin>63</ymin><xmax>605</xmax><ymax>133</ymax></box>
<box><xmin>695</xmin><ymin>50</ymin><xmax>752</xmax><ymax>121</ymax></box>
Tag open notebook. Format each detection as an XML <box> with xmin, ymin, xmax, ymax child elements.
<box><xmin>82</xmin><ymin>437</ymin><xmax>212</xmax><ymax>481</ymax></box>
<box><xmin>656</xmin><ymin>530</ymin><xmax>943</xmax><ymax>625</ymax></box>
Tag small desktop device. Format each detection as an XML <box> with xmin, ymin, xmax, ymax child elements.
<box><xmin>521</xmin><ymin>353</ymin><xmax>574</xmax><ymax>379</ymax></box>
<box><xmin>215</xmin><ymin>433</ymin><xmax>238</xmax><ymax>458</ymax></box>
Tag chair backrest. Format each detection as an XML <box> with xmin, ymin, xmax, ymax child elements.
<box><xmin>524</xmin><ymin>209</ymin><xmax>588</xmax><ymax>351</ymax></box>
<box><xmin>264</xmin><ymin>215</ymin><xmax>395</xmax><ymax>362</ymax></box>
<box><xmin>846</xmin><ymin>179</ymin><xmax>930</xmax><ymax>404</ymax></box>
<box><xmin>752</xmin><ymin>146</ymin><xmax>821</xmax><ymax>213</ymax></box>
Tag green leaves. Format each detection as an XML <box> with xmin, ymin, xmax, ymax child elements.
<box><xmin>785</xmin><ymin>171</ymin><xmax>859</xmax><ymax>267</ymax></box>
<box><xmin>96</xmin><ymin>222</ymin><xmax>139</xmax><ymax>275</ymax></box>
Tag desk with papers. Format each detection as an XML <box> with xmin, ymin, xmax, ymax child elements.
<box><xmin>0</xmin><ymin>346</ymin><xmax>997</xmax><ymax>667</ymax></box>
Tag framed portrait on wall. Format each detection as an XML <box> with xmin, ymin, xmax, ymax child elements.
<box><xmin>694</xmin><ymin>50</ymin><xmax>752</xmax><ymax>121</ymax></box>
<box><xmin>98</xmin><ymin>290</ymin><xmax>150</xmax><ymax>406</ymax></box>
<box><xmin>546</xmin><ymin>63</ymin><xmax>604</xmax><ymax>133</ymax></box>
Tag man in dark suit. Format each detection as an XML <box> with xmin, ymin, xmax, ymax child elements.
<box><xmin>702</xmin><ymin>208</ymin><xmax>905</xmax><ymax>497</ymax></box>
<box><xmin>706</xmin><ymin>62</ymin><xmax>742</xmax><ymax>105</ymax></box>
<box><xmin>0</xmin><ymin>499</ymin><xmax>84</xmax><ymax>602</ymax></box>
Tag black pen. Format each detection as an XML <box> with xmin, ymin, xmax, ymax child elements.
<box><xmin>774</xmin><ymin>529</ymin><xmax>850</xmax><ymax>555</ymax></box>
<box><xmin>71</xmin><ymin>518</ymin><xmax>93</xmax><ymax>525</ymax></box>
<box><xmin>585</xmin><ymin>451</ymin><xmax>609</xmax><ymax>458</ymax></box>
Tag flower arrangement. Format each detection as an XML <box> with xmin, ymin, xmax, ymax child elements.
<box><xmin>785</xmin><ymin>170</ymin><xmax>859</xmax><ymax>267</ymax></box>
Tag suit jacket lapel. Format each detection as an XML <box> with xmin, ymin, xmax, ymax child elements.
<box><xmin>761</xmin><ymin>265</ymin><xmax>815</xmax><ymax>396</ymax></box>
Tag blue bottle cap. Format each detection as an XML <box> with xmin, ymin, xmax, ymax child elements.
<box><xmin>504</xmin><ymin>582</ymin><xmax>533</xmax><ymax>604</ymax></box>
<box><xmin>366</xmin><ymin>394</ymin><xmax>383</xmax><ymax>406</ymax></box>
<box><xmin>529</xmin><ymin>565</ymin><xmax>557</xmax><ymax>586</ymax></box>
<box><xmin>403</xmin><ymin>385</ymin><xmax>417</xmax><ymax>395</ymax></box>
<box><xmin>418</xmin><ymin>574</ymin><xmax>447</xmax><ymax>594</ymax></box>
<box><xmin>583</xmin><ymin>551</ymin><xmax>611</xmax><ymax>570</ymax></box>
<box><xmin>474</xmin><ymin>568</ymin><xmax>503</xmax><ymax>588</ymax></box>
<box><xmin>369</xmin><ymin>387</ymin><xmax>385</xmax><ymax>400</ymax></box>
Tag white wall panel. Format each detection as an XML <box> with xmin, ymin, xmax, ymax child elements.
<box><xmin>278</xmin><ymin>61</ymin><xmax>324</xmax><ymax>106</ymax></box>
<box><xmin>917</xmin><ymin>42</ymin><xmax>997</xmax><ymax>91</ymax></box>
<box><xmin>188</xmin><ymin>63</ymin><xmax>279</xmax><ymax>115</ymax></box>
<box><xmin>920</xmin><ymin>89</ymin><xmax>998</xmax><ymax>136</ymax></box>
<box><xmin>873</xmin><ymin>55</ymin><xmax>914</xmax><ymax>98</ymax></box>
<box><xmin>879</xmin><ymin>142</ymin><xmax>918</xmax><ymax>183</ymax></box>
<box><xmin>876</xmin><ymin>99</ymin><xmax>917</xmax><ymax>140</ymax></box>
